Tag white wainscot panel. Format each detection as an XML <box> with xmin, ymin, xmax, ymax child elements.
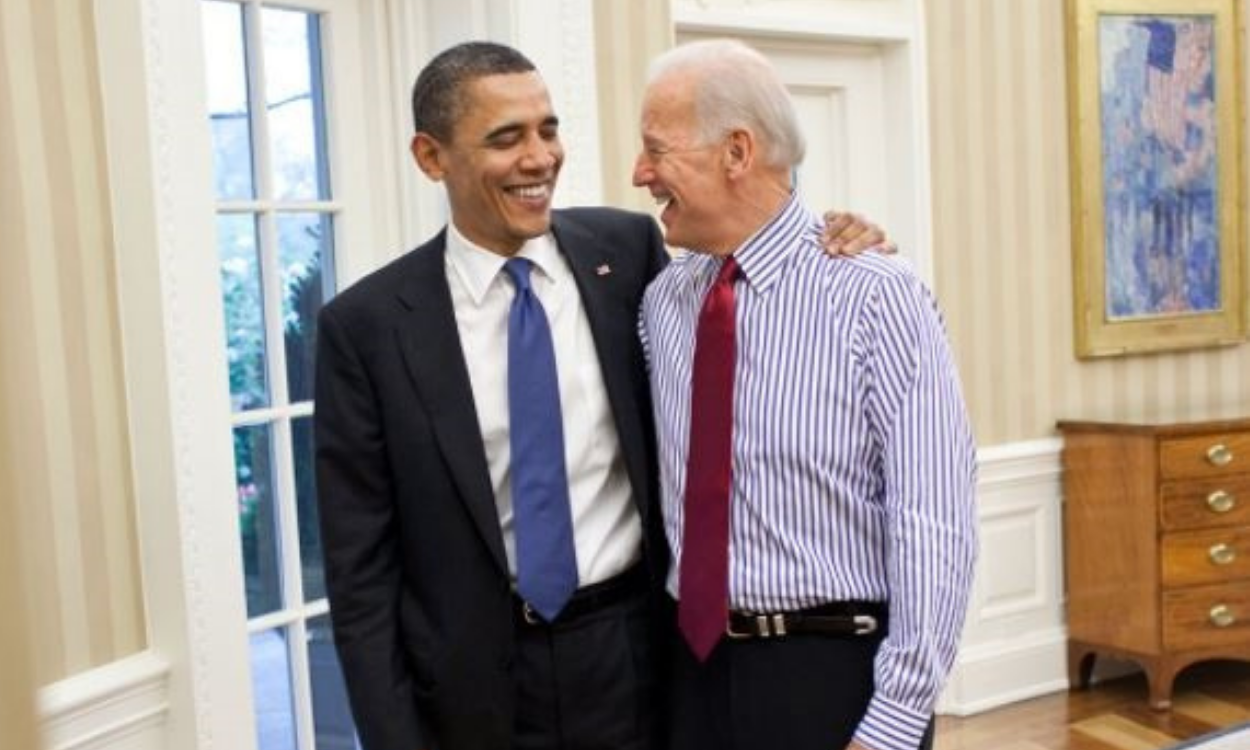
<box><xmin>39</xmin><ymin>651</ymin><xmax>169</xmax><ymax>750</ymax></box>
<box><xmin>938</xmin><ymin>439</ymin><xmax>1070</xmax><ymax>716</ymax></box>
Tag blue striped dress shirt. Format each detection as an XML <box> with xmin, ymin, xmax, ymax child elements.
<box><xmin>639</xmin><ymin>194</ymin><xmax>978</xmax><ymax>750</ymax></box>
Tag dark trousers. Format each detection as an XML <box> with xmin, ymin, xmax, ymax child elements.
<box><xmin>511</xmin><ymin>589</ymin><xmax>666</xmax><ymax>750</ymax></box>
<box><xmin>668</xmin><ymin>629</ymin><xmax>934</xmax><ymax>750</ymax></box>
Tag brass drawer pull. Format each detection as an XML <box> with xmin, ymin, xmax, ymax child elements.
<box><xmin>1210</xmin><ymin>604</ymin><xmax>1236</xmax><ymax>628</ymax></box>
<box><xmin>1207</xmin><ymin>490</ymin><xmax>1236</xmax><ymax>514</ymax></box>
<box><xmin>1206</xmin><ymin>444</ymin><xmax>1234</xmax><ymax>467</ymax></box>
<box><xmin>1209</xmin><ymin>543</ymin><xmax>1237</xmax><ymax>565</ymax></box>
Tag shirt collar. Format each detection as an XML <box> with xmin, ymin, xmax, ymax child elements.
<box><xmin>731</xmin><ymin>191</ymin><xmax>821</xmax><ymax>294</ymax></box>
<box><xmin>445</xmin><ymin>222</ymin><xmax>563</xmax><ymax>305</ymax></box>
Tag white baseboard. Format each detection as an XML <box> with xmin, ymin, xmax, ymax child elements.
<box><xmin>39</xmin><ymin>651</ymin><xmax>169</xmax><ymax>750</ymax></box>
<box><xmin>938</xmin><ymin>438</ymin><xmax>1072</xmax><ymax>715</ymax></box>
<box><xmin>940</xmin><ymin>627</ymin><xmax>1070</xmax><ymax>716</ymax></box>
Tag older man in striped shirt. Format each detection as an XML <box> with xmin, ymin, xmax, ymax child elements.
<box><xmin>634</xmin><ymin>40</ymin><xmax>978</xmax><ymax>750</ymax></box>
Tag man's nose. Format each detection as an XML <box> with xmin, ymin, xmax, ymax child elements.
<box><xmin>631</xmin><ymin>153</ymin><xmax>653</xmax><ymax>187</ymax></box>
<box><xmin>520</xmin><ymin>137</ymin><xmax>558</xmax><ymax>171</ymax></box>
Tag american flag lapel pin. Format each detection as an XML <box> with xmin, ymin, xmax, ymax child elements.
<box><xmin>595</xmin><ymin>263</ymin><xmax>612</xmax><ymax>276</ymax></box>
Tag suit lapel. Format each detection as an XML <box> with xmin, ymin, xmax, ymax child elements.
<box><xmin>551</xmin><ymin>214</ymin><xmax>654</xmax><ymax>529</ymax></box>
<box><xmin>394</xmin><ymin>235</ymin><xmax>508</xmax><ymax>574</ymax></box>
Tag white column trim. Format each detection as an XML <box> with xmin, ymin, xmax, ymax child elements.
<box><xmin>511</xmin><ymin>0</ymin><xmax>604</xmax><ymax>207</ymax></box>
<box><xmin>94</xmin><ymin>0</ymin><xmax>257</xmax><ymax>747</ymax></box>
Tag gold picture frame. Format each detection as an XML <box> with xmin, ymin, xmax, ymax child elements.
<box><xmin>1066</xmin><ymin>0</ymin><xmax>1245</xmax><ymax>357</ymax></box>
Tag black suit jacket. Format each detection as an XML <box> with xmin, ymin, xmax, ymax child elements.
<box><xmin>314</xmin><ymin>208</ymin><xmax>670</xmax><ymax>750</ymax></box>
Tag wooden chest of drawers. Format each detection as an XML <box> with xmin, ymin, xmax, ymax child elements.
<box><xmin>1058</xmin><ymin>417</ymin><xmax>1250</xmax><ymax>709</ymax></box>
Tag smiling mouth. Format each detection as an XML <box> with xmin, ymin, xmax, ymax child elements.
<box><xmin>506</xmin><ymin>184</ymin><xmax>551</xmax><ymax>200</ymax></box>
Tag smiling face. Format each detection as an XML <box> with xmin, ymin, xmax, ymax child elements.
<box><xmin>631</xmin><ymin>74</ymin><xmax>732</xmax><ymax>254</ymax></box>
<box><xmin>411</xmin><ymin>71</ymin><xmax>563</xmax><ymax>256</ymax></box>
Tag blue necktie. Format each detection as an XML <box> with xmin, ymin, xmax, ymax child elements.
<box><xmin>504</xmin><ymin>257</ymin><xmax>578</xmax><ymax>621</ymax></box>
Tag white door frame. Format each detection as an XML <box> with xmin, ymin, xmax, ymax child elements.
<box><xmin>673</xmin><ymin>0</ymin><xmax>936</xmax><ymax>282</ymax></box>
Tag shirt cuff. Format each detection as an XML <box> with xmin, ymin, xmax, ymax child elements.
<box><xmin>853</xmin><ymin>694</ymin><xmax>930</xmax><ymax>750</ymax></box>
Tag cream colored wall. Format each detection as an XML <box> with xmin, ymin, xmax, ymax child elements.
<box><xmin>928</xmin><ymin>0</ymin><xmax>1250</xmax><ymax>447</ymax></box>
<box><xmin>1</xmin><ymin>447</ymin><xmax>39</xmax><ymax>750</ymax></box>
<box><xmin>0</xmin><ymin>0</ymin><xmax>145</xmax><ymax>685</ymax></box>
<box><xmin>594</xmin><ymin>0</ymin><xmax>674</xmax><ymax>214</ymax></box>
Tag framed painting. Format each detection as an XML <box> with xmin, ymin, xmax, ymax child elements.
<box><xmin>1066</xmin><ymin>0</ymin><xmax>1245</xmax><ymax>357</ymax></box>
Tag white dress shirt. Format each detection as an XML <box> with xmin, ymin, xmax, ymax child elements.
<box><xmin>445</xmin><ymin>223</ymin><xmax>641</xmax><ymax>586</ymax></box>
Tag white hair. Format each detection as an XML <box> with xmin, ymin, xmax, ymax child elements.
<box><xmin>646</xmin><ymin>39</ymin><xmax>805</xmax><ymax>169</ymax></box>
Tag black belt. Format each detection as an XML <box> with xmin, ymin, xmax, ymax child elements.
<box><xmin>514</xmin><ymin>564</ymin><xmax>647</xmax><ymax>626</ymax></box>
<box><xmin>725</xmin><ymin>601</ymin><xmax>887</xmax><ymax>640</ymax></box>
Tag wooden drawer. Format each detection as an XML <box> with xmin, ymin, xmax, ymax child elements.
<box><xmin>1160</xmin><ymin>432</ymin><xmax>1250</xmax><ymax>480</ymax></box>
<box><xmin>1161</xmin><ymin>476</ymin><xmax>1250</xmax><ymax>531</ymax></box>
<box><xmin>1163</xmin><ymin>582</ymin><xmax>1250</xmax><ymax>650</ymax></box>
<box><xmin>1161</xmin><ymin>527</ymin><xmax>1250</xmax><ymax>587</ymax></box>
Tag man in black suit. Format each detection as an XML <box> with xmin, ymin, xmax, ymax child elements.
<box><xmin>315</xmin><ymin>41</ymin><xmax>885</xmax><ymax>750</ymax></box>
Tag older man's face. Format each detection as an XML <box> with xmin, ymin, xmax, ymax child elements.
<box><xmin>632</xmin><ymin>75</ymin><xmax>731</xmax><ymax>254</ymax></box>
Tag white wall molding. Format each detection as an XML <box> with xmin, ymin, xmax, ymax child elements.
<box><xmin>939</xmin><ymin>438</ymin><xmax>1069</xmax><ymax>715</ymax></box>
<box><xmin>674</xmin><ymin>0</ymin><xmax>914</xmax><ymax>42</ymax></box>
<box><xmin>977</xmin><ymin>438</ymin><xmax>1064</xmax><ymax>486</ymax></box>
<box><xmin>39</xmin><ymin>652</ymin><xmax>170</xmax><ymax>750</ymax></box>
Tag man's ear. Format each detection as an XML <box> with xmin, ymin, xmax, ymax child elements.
<box><xmin>723</xmin><ymin>129</ymin><xmax>754</xmax><ymax>178</ymax></box>
<box><xmin>411</xmin><ymin>132</ymin><xmax>445</xmax><ymax>181</ymax></box>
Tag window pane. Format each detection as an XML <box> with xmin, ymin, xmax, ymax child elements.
<box><xmin>278</xmin><ymin>212</ymin><xmax>333</xmax><ymax>402</ymax></box>
<box><xmin>218</xmin><ymin>214</ymin><xmax>271</xmax><ymax>411</ymax></box>
<box><xmin>292</xmin><ymin>417</ymin><xmax>325</xmax><ymax>602</ymax></box>
<box><xmin>307</xmin><ymin>615</ymin><xmax>359</xmax><ymax>749</ymax></box>
<box><xmin>263</xmin><ymin>8</ymin><xmax>330</xmax><ymax>200</ymax></box>
<box><xmin>251</xmin><ymin>628</ymin><xmax>298</xmax><ymax>750</ymax></box>
<box><xmin>202</xmin><ymin>0</ymin><xmax>255</xmax><ymax>200</ymax></box>
<box><xmin>235</xmin><ymin>423</ymin><xmax>282</xmax><ymax>617</ymax></box>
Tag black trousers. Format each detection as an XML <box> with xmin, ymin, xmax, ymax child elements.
<box><xmin>668</xmin><ymin>628</ymin><xmax>935</xmax><ymax>750</ymax></box>
<box><xmin>511</xmin><ymin>589</ymin><xmax>666</xmax><ymax>750</ymax></box>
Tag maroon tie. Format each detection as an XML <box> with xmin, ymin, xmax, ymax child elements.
<box><xmin>679</xmin><ymin>255</ymin><xmax>739</xmax><ymax>662</ymax></box>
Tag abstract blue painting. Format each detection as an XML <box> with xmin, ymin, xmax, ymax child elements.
<box><xmin>1098</xmin><ymin>15</ymin><xmax>1220</xmax><ymax>320</ymax></box>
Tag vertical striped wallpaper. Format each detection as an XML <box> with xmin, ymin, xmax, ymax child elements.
<box><xmin>0</xmin><ymin>493</ymin><xmax>39</xmax><ymax>750</ymax></box>
<box><xmin>0</xmin><ymin>0</ymin><xmax>145</xmax><ymax>684</ymax></box>
<box><xmin>927</xmin><ymin>0</ymin><xmax>1250</xmax><ymax>447</ymax></box>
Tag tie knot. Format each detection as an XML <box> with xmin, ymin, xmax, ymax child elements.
<box><xmin>504</xmin><ymin>257</ymin><xmax>534</xmax><ymax>292</ymax></box>
<box><xmin>715</xmin><ymin>256</ymin><xmax>740</xmax><ymax>286</ymax></box>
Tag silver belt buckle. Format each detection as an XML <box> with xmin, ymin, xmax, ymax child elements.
<box><xmin>725</xmin><ymin>612</ymin><xmax>788</xmax><ymax>639</ymax></box>
<box><xmin>853</xmin><ymin>614</ymin><xmax>878</xmax><ymax>635</ymax></box>
<box><xmin>521</xmin><ymin>601</ymin><xmax>543</xmax><ymax>626</ymax></box>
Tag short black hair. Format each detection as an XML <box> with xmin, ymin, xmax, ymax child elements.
<box><xmin>411</xmin><ymin>41</ymin><xmax>538</xmax><ymax>141</ymax></box>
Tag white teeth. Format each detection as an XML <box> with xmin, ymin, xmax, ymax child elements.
<box><xmin>510</xmin><ymin>185</ymin><xmax>548</xmax><ymax>199</ymax></box>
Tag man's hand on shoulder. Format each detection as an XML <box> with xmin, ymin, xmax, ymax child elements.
<box><xmin>844</xmin><ymin>741</ymin><xmax>876</xmax><ymax>750</ymax></box>
<box><xmin>821</xmin><ymin>211</ymin><xmax>898</xmax><ymax>257</ymax></box>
